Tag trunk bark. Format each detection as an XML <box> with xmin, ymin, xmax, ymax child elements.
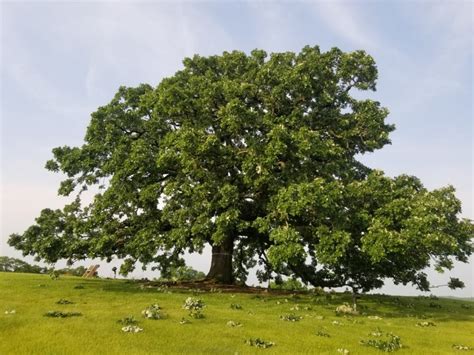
<box><xmin>206</xmin><ymin>237</ymin><xmax>234</xmax><ymax>284</ymax></box>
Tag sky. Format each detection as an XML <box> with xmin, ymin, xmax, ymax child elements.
<box><xmin>1</xmin><ymin>1</ymin><xmax>472</xmax><ymax>296</ymax></box>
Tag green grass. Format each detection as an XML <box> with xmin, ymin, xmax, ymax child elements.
<box><xmin>1</xmin><ymin>272</ymin><xmax>473</xmax><ymax>354</ymax></box>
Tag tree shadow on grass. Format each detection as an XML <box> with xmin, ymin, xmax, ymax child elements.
<box><xmin>355</xmin><ymin>294</ymin><xmax>474</xmax><ymax>323</ymax></box>
<box><xmin>97</xmin><ymin>279</ymin><xmax>474</xmax><ymax>323</ymax></box>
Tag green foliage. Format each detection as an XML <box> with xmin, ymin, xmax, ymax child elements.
<box><xmin>182</xmin><ymin>297</ymin><xmax>205</xmax><ymax>318</ymax></box>
<box><xmin>117</xmin><ymin>316</ymin><xmax>139</xmax><ymax>326</ymax></box>
<box><xmin>448</xmin><ymin>278</ymin><xmax>465</xmax><ymax>290</ymax></box>
<box><xmin>49</xmin><ymin>270</ymin><xmax>60</xmax><ymax>280</ymax></box>
<box><xmin>360</xmin><ymin>333</ymin><xmax>402</xmax><ymax>352</ymax></box>
<box><xmin>158</xmin><ymin>266</ymin><xmax>205</xmax><ymax>282</ymax></box>
<box><xmin>245</xmin><ymin>338</ymin><xmax>275</xmax><ymax>348</ymax></box>
<box><xmin>8</xmin><ymin>46</ymin><xmax>473</xmax><ymax>292</ymax></box>
<box><xmin>142</xmin><ymin>304</ymin><xmax>163</xmax><ymax>319</ymax></box>
<box><xmin>280</xmin><ymin>313</ymin><xmax>302</xmax><ymax>322</ymax></box>
<box><xmin>44</xmin><ymin>311</ymin><xmax>82</xmax><ymax>318</ymax></box>
<box><xmin>269</xmin><ymin>278</ymin><xmax>307</xmax><ymax>291</ymax></box>
<box><xmin>0</xmin><ymin>256</ymin><xmax>46</xmax><ymax>274</ymax></box>
<box><xmin>315</xmin><ymin>330</ymin><xmax>330</xmax><ymax>337</ymax></box>
<box><xmin>55</xmin><ymin>266</ymin><xmax>87</xmax><ymax>277</ymax></box>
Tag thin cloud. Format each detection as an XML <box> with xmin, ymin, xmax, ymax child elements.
<box><xmin>312</xmin><ymin>1</ymin><xmax>378</xmax><ymax>51</ymax></box>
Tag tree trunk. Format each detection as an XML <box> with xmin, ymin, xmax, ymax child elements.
<box><xmin>352</xmin><ymin>290</ymin><xmax>358</xmax><ymax>311</ymax></box>
<box><xmin>206</xmin><ymin>237</ymin><xmax>234</xmax><ymax>284</ymax></box>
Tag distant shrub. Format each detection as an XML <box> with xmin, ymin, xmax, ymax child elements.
<box><xmin>142</xmin><ymin>304</ymin><xmax>163</xmax><ymax>319</ymax></box>
<box><xmin>360</xmin><ymin>333</ymin><xmax>402</xmax><ymax>352</ymax></box>
<box><xmin>269</xmin><ymin>278</ymin><xmax>307</xmax><ymax>291</ymax></box>
<box><xmin>55</xmin><ymin>266</ymin><xmax>87</xmax><ymax>277</ymax></box>
<box><xmin>44</xmin><ymin>311</ymin><xmax>82</xmax><ymax>318</ymax></box>
<box><xmin>336</xmin><ymin>303</ymin><xmax>358</xmax><ymax>316</ymax></box>
<box><xmin>179</xmin><ymin>317</ymin><xmax>190</xmax><ymax>324</ymax></box>
<box><xmin>452</xmin><ymin>344</ymin><xmax>473</xmax><ymax>351</ymax></box>
<box><xmin>227</xmin><ymin>320</ymin><xmax>242</xmax><ymax>327</ymax></box>
<box><xmin>245</xmin><ymin>338</ymin><xmax>275</xmax><ymax>348</ymax></box>
<box><xmin>0</xmin><ymin>256</ymin><xmax>46</xmax><ymax>274</ymax></box>
<box><xmin>117</xmin><ymin>316</ymin><xmax>139</xmax><ymax>326</ymax></box>
<box><xmin>56</xmin><ymin>299</ymin><xmax>74</xmax><ymax>305</ymax></box>
<box><xmin>311</xmin><ymin>287</ymin><xmax>326</xmax><ymax>296</ymax></box>
<box><xmin>315</xmin><ymin>330</ymin><xmax>330</xmax><ymax>337</ymax></box>
<box><xmin>416</xmin><ymin>321</ymin><xmax>436</xmax><ymax>327</ymax></box>
<box><xmin>159</xmin><ymin>266</ymin><xmax>205</xmax><ymax>282</ymax></box>
<box><xmin>49</xmin><ymin>270</ymin><xmax>60</xmax><ymax>280</ymax></box>
<box><xmin>280</xmin><ymin>313</ymin><xmax>302</xmax><ymax>322</ymax></box>
<box><xmin>121</xmin><ymin>325</ymin><xmax>143</xmax><ymax>333</ymax></box>
<box><xmin>183</xmin><ymin>297</ymin><xmax>205</xmax><ymax>318</ymax></box>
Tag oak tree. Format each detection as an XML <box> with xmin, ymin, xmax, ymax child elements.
<box><xmin>9</xmin><ymin>46</ymin><xmax>473</xmax><ymax>291</ymax></box>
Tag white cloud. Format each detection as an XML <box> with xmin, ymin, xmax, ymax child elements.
<box><xmin>311</xmin><ymin>1</ymin><xmax>379</xmax><ymax>51</ymax></box>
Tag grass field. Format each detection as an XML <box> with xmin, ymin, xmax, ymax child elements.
<box><xmin>1</xmin><ymin>272</ymin><xmax>473</xmax><ymax>354</ymax></box>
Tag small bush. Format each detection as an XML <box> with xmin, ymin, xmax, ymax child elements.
<box><xmin>245</xmin><ymin>338</ymin><xmax>275</xmax><ymax>348</ymax></box>
<box><xmin>269</xmin><ymin>278</ymin><xmax>307</xmax><ymax>291</ymax></box>
<box><xmin>56</xmin><ymin>299</ymin><xmax>74</xmax><ymax>305</ymax></box>
<box><xmin>227</xmin><ymin>320</ymin><xmax>242</xmax><ymax>327</ymax></box>
<box><xmin>336</xmin><ymin>303</ymin><xmax>358</xmax><ymax>316</ymax></box>
<box><xmin>315</xmin><ymin>330</ymin><xmax>330</xmax><ymax>337</ymax></box>
<box><xmin>121</xmin><ymin>325</ymin><xmax>143</xmax><ymax>333</ymax></box>
<box><xmin>183</xmin><ymin>297</ymin><xmax>205</xmax><ymax>318</ymax></box>
<box><xmin>142</xmin><ymin>304</ymin><xmax>163</xmax><ymax>319</ymax></box>
<box><xmin>452</xmin><ymin>344</ymin><xmax>473</xmax><ymax>351</ymax></box>
<box><xmin>280</xmin><ymin>313</ymin><xmax>302</xmax><ymax>322</ymax></box>
<box><xmin>360</xmin><ymin>333</ymin><xmax>402</xmax><ymax>352</ymax></box>
<box><xmin>158</xmin><ymin>266</ymin><xmax>205</xmax><ymax>282</ymax></box>
<box><xmin>416</xmin><ymin>321</ymin><xmax>436</xmax><ymax>327</ymax></box>
<box><xmin>117</xmin><ymin>316</ymin><xmax>138</xmax><ymax>325</ymax></box>
<box><xmin>49</xmin><ymin>270</ymin><xmax>60</xmax><ymax>280</ymax></box>
<box><xmin>44</xmin><ymin>311</ymin><xmax>82</xmax><ymax>318</ymax></box>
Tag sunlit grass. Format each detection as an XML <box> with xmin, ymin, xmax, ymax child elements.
<box><xmin>1</xmin><ymin>272</ymin><xmax>473</xmax><ymax>354</ymax></box>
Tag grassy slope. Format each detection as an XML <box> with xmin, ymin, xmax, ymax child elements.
<box><xmin>1</xmin><ymin>272</ymin><xmax>473</xmax><ymax>354</ymax></box>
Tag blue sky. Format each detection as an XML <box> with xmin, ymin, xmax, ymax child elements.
<box><xmin>1</xmin><ymin>1</ymin><xmax>472</xmax><ymax>296</ymax></box>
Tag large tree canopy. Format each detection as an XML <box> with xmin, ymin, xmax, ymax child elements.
<box><xmin>9</xmin><ymin>46</ymin><xmax>473</xmax><ymax>292</ymax></box>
